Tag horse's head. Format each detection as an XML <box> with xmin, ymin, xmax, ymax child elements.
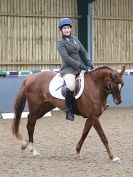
<box><xmin>105</xmin><ymin>65</ymin><xmax>125</xmax><ymax>105</ymax></box>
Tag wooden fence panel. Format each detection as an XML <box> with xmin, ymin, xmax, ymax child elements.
<box><xmin>0</xmin><ymin>0</ymin><xmax>78</xmax><ymax>71</ymax></box>
<box><xmin>93</xmin><ymin>0</ymin><xmax>133</xmax><ymax>69</ymax></box>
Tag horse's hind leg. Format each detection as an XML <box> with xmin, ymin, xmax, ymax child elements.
<box><xmin>22</xmin><ymin>102</ymin><xmax>55</xmax><ymax>157</ymax></box>
<box><xmin>26</xmin><ymin>113</ymin><xmax>40</xmax><ymax>156</ymax></box>
<box><xmin>76</xmin><ymin>118</ymin><xmax>93</xmax><ymax>155</ymax></box>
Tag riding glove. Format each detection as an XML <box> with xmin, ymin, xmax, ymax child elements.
<box><xmin>86</xmin><ymin>60</ymin><xmax>94</xmax><ymax>69</ymax></box>
<box><xmin>79</xmin><ymin>64</ymin><xmax>89</xmax><ymax>71</ymax></box>
<box><xmin>89</xmin><ymin>63</ymin><xmax>94</xmax><ymax>69</ymax></box>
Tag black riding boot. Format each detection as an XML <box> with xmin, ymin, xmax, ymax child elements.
<box><xmin>65</xmin><ymin>88</ymin><xmax>74</xmax><ymax>121</ymax></box>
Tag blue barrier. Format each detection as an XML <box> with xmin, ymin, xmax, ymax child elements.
<box><xmin>31</xmin><ymin>69</ymin><xmax>42</xmax><ymax>73</ymax></box>
<box><xmin>0</xmin><ymin>70</ymin><xmax>132</xmax><ymax>113</ymax></box>
<box><xmin>0</xmin><ymin>77</ymin><xmax>28</xmax><ymax>113</ymax></box>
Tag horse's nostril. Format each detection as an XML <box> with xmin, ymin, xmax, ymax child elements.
<box><xmin>117</xmin><ymin>99</ymin><xmax>122</xmax><ymax>105</ymax></box>
<box><xmin>113</xmin><ymin>98</ymin><xmax>122</xmax><ymax>105</ymax></box>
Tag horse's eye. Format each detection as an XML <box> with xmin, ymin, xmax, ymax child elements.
<box><xmin>114</xmin><ymin>81</ymin><xmax>119</xmax><ymax>84</ymax></box>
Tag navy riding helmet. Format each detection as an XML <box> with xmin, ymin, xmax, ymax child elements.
<box><xmin>58</xmin><ymin>18</ymin><xmax>72</xmax><ymax>29</ymax></box>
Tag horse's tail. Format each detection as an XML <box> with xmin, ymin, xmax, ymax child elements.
<box><xmin>12</xmin><ymin>80</ymin><xmax>27</xmax><ymax>140</ymax></box>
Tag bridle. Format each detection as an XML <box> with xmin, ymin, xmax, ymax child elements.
<box><xmin>105</xmin><ymin>81</ymin><xmax>112</xmax><ymax>95</ymax></box>
<box><xmin>105</xmin><ymin>80</ymin><xmax>122</xmax><ymax>95</ymax></box>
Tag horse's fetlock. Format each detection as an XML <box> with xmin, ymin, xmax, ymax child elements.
<box><xmin>109</xmin><ymin>155</ymin><xmax>114</xmax><ymax>160</ymax></box>
<box><xmin>76</xmin><ymin>145</ymin><xmax>81</xmax><ymax>154</ymax></box>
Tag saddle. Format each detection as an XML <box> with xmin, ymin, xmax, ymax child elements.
<box><xmin>49</xmin><ymin>70</ymin><xmax>86</xmax><ymax>99</ymax></box>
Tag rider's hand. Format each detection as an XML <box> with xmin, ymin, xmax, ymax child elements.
<box><xmin>79</xmin><ymin>64</ymin><xmax>88</xmax><ymax>71</ymax></box>
<box><xmin>86</xmin><ymin>60</ymin><xmax>94</xmax><ymax>70</ymax></box>
<box><xmin>89</xmin><ymin>63</ymin><xmax>94</xmax><ymax>69</ymax></box>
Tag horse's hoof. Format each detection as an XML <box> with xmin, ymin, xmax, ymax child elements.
<box><xmin>76</xmin><ymin>151</ymin><xmax>80</xmax><ymax>155</ymax></box>
<box><xmin>33</xmin><ymin>152</ymin><xmax>41</xmax><ymax>157</ymax></box>
<box><xmin>21</xmin><ymin>146</ymin><xmax>27</xmax><ymax>150</ymax></box>
<box><xmin>75</xmin><ymin>153</ymin><xmax>82</xmax><ymax>160</ymax></box>
<box><xmin>112</xmin><ymin>157</ymin><xmax>121</xmax><ymax>163</ymax></box>
<box><xmin>21</xmin><ymin>140</ymin><xmax>28</xmax><ymax>150</ymax></box>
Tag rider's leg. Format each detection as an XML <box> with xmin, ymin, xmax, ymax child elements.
<box><xmin>63</xmin><ymin>74</ymin><xmax>75</xmax><ymax>121</ymax></box>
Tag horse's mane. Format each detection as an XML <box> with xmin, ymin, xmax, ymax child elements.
<box><xmin>89</xmin><ymin>65</ymin><xmax>114</xmax><ymax>74</ymax></box>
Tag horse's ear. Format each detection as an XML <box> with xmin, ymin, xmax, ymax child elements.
<box><xmin>119</xmin><ymin>65</ymin><xmax>125</xmax><ymax>76</ymax></box>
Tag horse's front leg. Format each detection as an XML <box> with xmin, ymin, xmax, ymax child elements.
<box><xmin>92</xmin><ymin>116</ymin><xmax>121</xmax><ymax>163</ymax></box>
<box><xmin>76</xmin><ymin>118</ymin><xmax>93</xmax><ymax>155</ymax></box>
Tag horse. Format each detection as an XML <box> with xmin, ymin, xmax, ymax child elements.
<box><xmin>12</xmin><ymin>65</ymin><xmax>125</xmax><ymax>162</ymax></box>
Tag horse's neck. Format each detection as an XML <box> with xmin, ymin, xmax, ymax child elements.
<box><xmin>89</xmin><ymin>69</ymin><xmax>110</xmax><ymax>85</ymax></box>
<box><xmin>83</xmin><ymin>70</ymin><xmax>109</xmax><ymax>111</ymax></box>
<box><xmin>88</xmin><ymin>69</ymin><xmax>110</xmax><ymax>100</ymax></box>
<box><xmin>91</xmin><ymin>69</ymin><xmax>111</xmax><ymax>109</ymax></box>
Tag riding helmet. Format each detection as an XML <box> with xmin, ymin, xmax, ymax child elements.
<box><xmin>58</xmin><ymin>18</ymin><xmax>72</xmax><ymax>29</ymax></box>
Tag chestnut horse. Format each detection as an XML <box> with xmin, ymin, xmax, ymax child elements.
<box><xmin>12</xmin><ymin>65</ymin><xmax>125</xmax><ymax>162</ymax></box>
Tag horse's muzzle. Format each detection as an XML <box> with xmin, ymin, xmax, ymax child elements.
<box><xmin>113</xmin><ymin>98</ymin><xmax>122</xmax><ymax>105</ymax></box>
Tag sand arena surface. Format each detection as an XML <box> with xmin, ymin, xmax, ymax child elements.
<box><xmin>0</xmin><ymin>107</ymin><xmax>133</xmax><ymax>177</ymax></box>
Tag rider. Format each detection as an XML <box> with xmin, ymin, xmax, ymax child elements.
<box><xmin>57</xmin><ymin>17</ymin><xmax>93</xmax><ymax>121</ymax></box>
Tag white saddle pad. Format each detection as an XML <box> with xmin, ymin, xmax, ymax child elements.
<box><xmin>49</xmin><ymin>70</ymin><xmax>86</xmax><ymax>100</ymax></box>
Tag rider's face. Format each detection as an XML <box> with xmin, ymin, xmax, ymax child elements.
<box><xmin>61</xmin><ymin>25</ymin><xmax>71</xmax><ymax>36</ymax></box>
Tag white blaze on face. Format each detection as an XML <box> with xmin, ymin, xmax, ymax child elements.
<box><xmin>118</xmin><ymin>84</ymin><xmax>121</xmax><ymax>90</ymax></box>
<box><xmin>113</xmin><ymin>98</ymin><xmax>118</xmax><ymax>104</ymax></box>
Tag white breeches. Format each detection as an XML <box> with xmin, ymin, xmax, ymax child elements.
<box><xmin>63</xmin><ymin>74</ymin><xmax>76</xmax><ymax>91</ymax></box>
